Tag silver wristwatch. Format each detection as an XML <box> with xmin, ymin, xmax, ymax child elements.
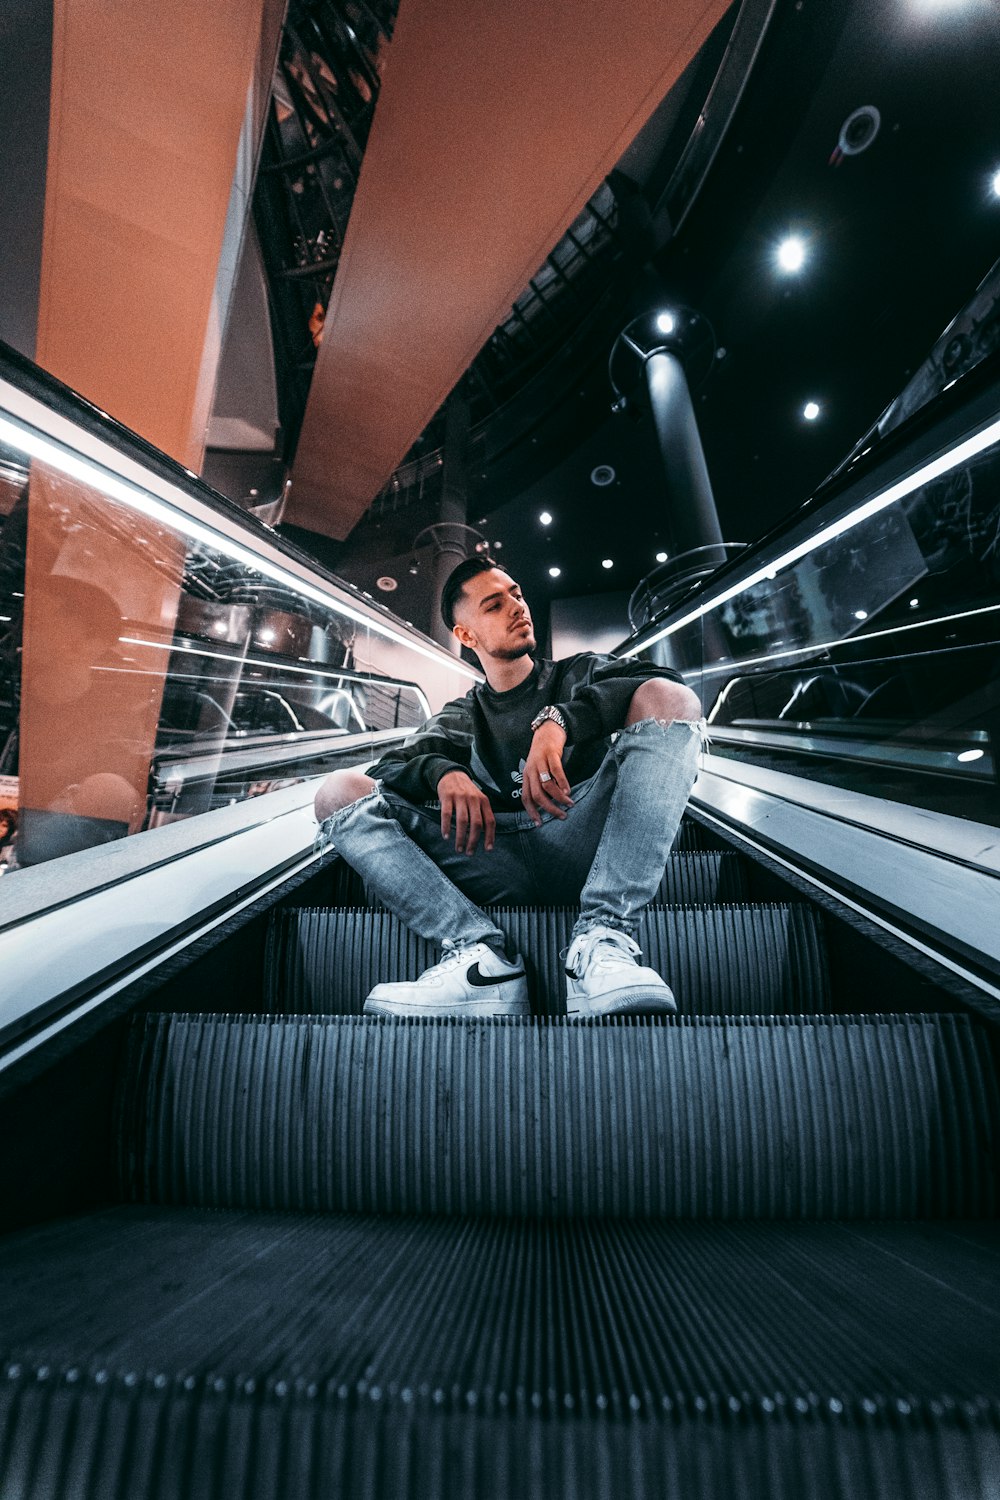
<box><xmin>530</xmin><ymin>705</ymin><xmax>567</xmax><ymax>734</ymax></box>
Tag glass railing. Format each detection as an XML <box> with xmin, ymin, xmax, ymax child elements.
<box><xmin>620</xmin><ymin>347</ymin><xmax>1000</xmax><ymax>832</ymax></box>
<box><xmin>0</xmin><ymin>344</ymin><xmax>478</xmax><ymax>876</ymax></box>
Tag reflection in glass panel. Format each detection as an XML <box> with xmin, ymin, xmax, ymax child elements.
<box><xmin>697</xmin><ymin>428</ymin><xmax>1000</xmax><ymax>826</ymax></box>
<box><xmin>0</xmin><ymin>427</ymin><xmax>445</xmax><ymax>875</ymax></box>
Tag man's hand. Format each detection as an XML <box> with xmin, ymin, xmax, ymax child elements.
<box><xmin>521</xmin><ymin>721</ymin><xmax>573</xmax><ymax>827</ymax></box>
<box><xmin>437</xmin><ymin>770</ymin><xmax>496</xmax><ymax>855</ymax></box>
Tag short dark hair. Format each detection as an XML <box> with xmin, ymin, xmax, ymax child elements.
<box><xmin>441</xmin><ymin>554</ymin><xmax>509</xmax><ymax>629</ymax></box>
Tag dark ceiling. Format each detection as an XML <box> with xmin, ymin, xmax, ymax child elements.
<box><xmin>278</xmin><ymin>0</ymin><xmax>1000</xmax><ymax>647</ymax></box>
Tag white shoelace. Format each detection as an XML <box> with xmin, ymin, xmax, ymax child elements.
<box><xmin>570</xmin><ymin>931</ymin><xmax>641</xmax><ymax>977</ymax></box>
<box><xmin>419</xmin><ymin>943</ymin><xmax>479</xmax><ymax>983</ymax></box>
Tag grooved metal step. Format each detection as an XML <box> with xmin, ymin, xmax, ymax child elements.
<box><xmin>118</xmin><ymin>1013</ymin><xmax>999</xmax><ymax>1219</ymax></box>
<box><xmin>0</xmin><ymin>1209</ymin><xmax>998</xmax><ymax>1500</ymax></box>
<box><xmin>263</xmin><ymin>902</ymin><xmax>827</xmax><ymax>1017</ymax></box>
<box><xmin>316</xmin><ymin>847</ymin><xmax>749</xmax><ymax>909</ymax></box>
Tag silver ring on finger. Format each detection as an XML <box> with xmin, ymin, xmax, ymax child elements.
<box><xmin>539</xmin><ymin>772</ymin><xmax>552</xmax><ymax>783</ymax></box>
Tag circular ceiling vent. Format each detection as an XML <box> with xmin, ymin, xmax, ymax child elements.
<box><xmin>836</xmin><ymin>105</ymin><xmax>881</xmax><ymax>159</ymax></box>
<box><xmin>376</xmin><ymin>576</ymin><xmax>398</xmax><ymax>592</ymax></box>
<box><xmin>591</xmin><ymin>464</ymin><xmax>616</xmax><ymax>487</ymax></box>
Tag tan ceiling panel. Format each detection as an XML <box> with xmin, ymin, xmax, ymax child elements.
<box><xmin>36</xmin><ymin>0</ymin><xmax>266</xmax><ymax>470</ymax></box>
<box><xmin>288</xmin><ymin>0</ymin><xmax>733</xmax><ymax>539</ymax></box>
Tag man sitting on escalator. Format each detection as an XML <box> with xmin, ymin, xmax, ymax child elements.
<box><xmin>313</xmin><ymin>557</ymin><xmax>703</xmax><ymax>1018</ymax></box>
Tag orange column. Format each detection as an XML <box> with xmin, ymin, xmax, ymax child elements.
<box><xmin>18</xmin><ymin>0</ymin><xmax>267</xmax><ymax>861</ymax></box>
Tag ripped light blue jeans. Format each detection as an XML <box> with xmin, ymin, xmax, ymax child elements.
<box><xmin>316</xmin><ymin>717</ymin><xmax>704</xmax><ymax>949</ymax></box>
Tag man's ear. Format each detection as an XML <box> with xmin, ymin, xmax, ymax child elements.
<box><xmin>453</xmin><ymin>621</ymin><xmax>477</xmax><ymax>651</ymax></box>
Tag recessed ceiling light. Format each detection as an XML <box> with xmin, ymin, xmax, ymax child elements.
<box><xmin>777</xmin><ymin>236</ymin><xmax>807</xmax><ymax>273</ymax></box>
<box><xmin>853</xmin><ymin>610</ymin><xmax>868</xmax><ymax>621</ymax></box>
<box><xmin>590</xmin><ymin>465</ymin><xmax>616</xmax><ymax>487</ymax></box>
<box><xmin>601</xmin><ymin>558</ymin><xmax>614</xmax><ymax>569</ymax></box>
<box><xmin>957</xmin><ymin>749</ymin><xmax>985</xmax><ymax>763</ymax></box>
<box><xmin>909</xmin><ymin>598</ymin><xmax>919</xmax><ymax>608</ymax></box>
<box><xmin>539</xmin><ymin>511</ymin><xmax>553</xmax><ymax>525</ymax></box>
<box><xmin>992</xmin><ymin>169</ymin><xmax>1000</xmax><ymax>199</ymax></box>
<box><xmin>548</xmin><ymin>566</ymin><xmax>561</xmax><ymax>578</ymax></box>
<box><xmin>655</xmin><ymin>551</ymin><xmax>668</xmax><ymax>563</ymax></box>
<box><xmin>656</xmin><ymin>312</ymin><xmax>675</xmax><ymax>335</ymax></box>
<box><xmin>803</xmin><ymin>401</ymin><xmax>821</xmax><ymax>421</ymax></box>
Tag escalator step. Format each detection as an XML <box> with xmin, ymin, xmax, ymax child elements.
<box><xmin>315</xmin><ymin>848</ymin><xmax>749</xmax><ymax>909</ymax></box>
<box><xmin>263</xmin><ymin>902</ymin><xmax>826</xmax><ymax>1017</ymax></box>
<box><xmin>118</xmin><ymin>1012</ymin><xmax>999</xmax><ymax>1219</ymax></box>
<box><xmin>0</xmin><ymin>1209</ymin><xmax>998</xmax><ymax>1499</ymax></box>
<box><xmin>2</xmin><ymin>1358</ymin><xmax>996</xmax><ymax>1500</ymax></box>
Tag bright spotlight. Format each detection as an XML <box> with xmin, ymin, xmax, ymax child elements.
<box><xmin>655</xmin><ymin>551</ymin><xmax>668</xmax><ymax>563</ymax></box>
<box><xmin>803</xmin><ymin>401</ymin><xmax>821</xmax><ymax>421</ymax></box>
<box><xmin>548</xmin><ymin>566</ymin><xmax>561</xmax><ymax>578</ymax></box>
<box><xmin>853</xmin><ymin>610</ymin><xmax>868</xmax><ymax>621</ymax></box>
<box><xmin>656</xmin><ymin>312</ymin><xmax>675</xmax><ymax>335</ymax></box>
<box><xmin>539</xmin><ymin>511</ymin><xmax>553</xmax><ymax>526</ymax></box>
<box><xmin>957</xmin><ymin>749</ymin><xmax>985</xmax><ymax>763</ymax></box>
<box><xmin>909</xmin><ymin>598</ymin><xmax>920</xmax><ymax>608</ymax></box>
<box><xmin>992</xmin><ymin>169</ymin><xmax>1000</xmax><ymax>199</ymax></box>
<box><xmin>601</xmin><ymin>559</ymin><xmax>614</xmax><ymax>570</ymax></box>
<box><xmin>777</xmin><ymin>236</ymin><xmax>807</xmax><ymax>273</ymax></box>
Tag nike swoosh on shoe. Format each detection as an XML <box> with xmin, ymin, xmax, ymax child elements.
<box><xmin>466</xmin><ymin>963</ymin><xmax>526</xmax><ymax>987</ymax></box>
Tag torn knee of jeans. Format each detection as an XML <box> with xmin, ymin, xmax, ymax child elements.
<box><xmin>621</xmin><ymin>715</ymin><xmax>710</xmax><ymax>747</ymax></box>
<box><xmin>313</xmin><ymin>786</ymin><xmax>384</xmax><ymax>852</ymax></box>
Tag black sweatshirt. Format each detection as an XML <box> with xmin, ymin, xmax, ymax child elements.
<box><xmin>368</xmin><ymin>653</ymin><xmax>683</xmax><ymax>812</ymax></box>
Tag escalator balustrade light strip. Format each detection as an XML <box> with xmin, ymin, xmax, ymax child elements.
<box><xmin>0</xmin><ymin>410</ymin><xmax>481</xmax><ymax>681</ymax></box>
<box><xmin>621</xmin><ymin>414</ymin><xmax>1000</xmax><ymax>658</ymax></box>
<box><xmin>118</xmin><ymin>1013</ymin><xmax>999</xmax><ymax>1219</ymax></box>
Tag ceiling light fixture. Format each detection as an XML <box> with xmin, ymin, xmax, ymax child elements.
<box><xmin>621</xmin><ymin>415</ymin><xmax>1000</xmax><ymax>659</ymax></box>
<box><xmin>655</xmin><ymin>551</ymin><xmax>668</xmax><ymax>563</ymax></box>
<box><xmin>992</xmin><ymin>169</ymin><xmax>1000</xmax><ymax>199</ymax></box>
<box><xmin>957</xmin><ymin>749</ymin><xmax>985</xmax><ymax>763</ymax></box>
<box><xmin>539</xmin><ymin>511</ymin><xmax>553</xmax><ymax>525</ymax></box>
<box><xmin>656</xmin><ymin>312</ymin><xmax>675</xmax><ymax>335</ymax></box>
<box><xmin>803</xmin><ymin>401</ymin><xmax>821</xmax><ymax>421</ymax></box>
<box><xmin>602</xmin><ymin>559</ymin><xmax>614</xmax><ymax>570</ymax></box>
<box><xmin>776</xmin><ymin>236</ymin><xmax>807</xmax><ymax>273</ymax></box>
<box><xmin>548</xmin><ymin>566</ymin><xmax>562</xmax><ymax>578</ymax></box>
<box><xmin>0</xmin><ymin>410</ymin><xmax>481</xmax><ymax>681</ymax></box>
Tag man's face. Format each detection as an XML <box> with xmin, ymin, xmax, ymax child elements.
<box><xmin>453</xmin><ymin>568</ymin><xmax>536</xmax><ymax>662</ymax></box>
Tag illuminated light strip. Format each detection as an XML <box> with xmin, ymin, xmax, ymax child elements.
<box><xmin>120</xmin><ymin>636</ymin><xmax>433</xmax><ymax>718</ymax></box>
<box><xmin>678</xmin><ymin>602</ymin><xmax>1000</xmax><ymax>680</ymax></box>
<box><xmin>621</xmin><ymin>415</ymin><xmax>1000</xmax><ymax>659</ymax></box>
<box><xmin>0</xmin><ymin>412</ymin><xmax>481</xmax><ymax>682</ymax></box>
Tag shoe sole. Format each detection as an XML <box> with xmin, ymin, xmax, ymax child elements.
<box><xmin>566</xmin><ymin>986</ymin><xmax>677</xmax><ymax>1020</ymax></box>
<box><xmin>364</xmin><ymin>997</ymin><xmax>532</xmax><ymax>1018</ymax></box>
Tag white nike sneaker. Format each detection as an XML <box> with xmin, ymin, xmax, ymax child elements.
<box><xmin>364</xmin><ymin>941</ymin><xmax>530</xmax><ymax>1018</ymax></box>
<box><xmin>564</xmin><ymin>926</ymin><xmax>677</xmax><ymax>1019</ymax></box>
